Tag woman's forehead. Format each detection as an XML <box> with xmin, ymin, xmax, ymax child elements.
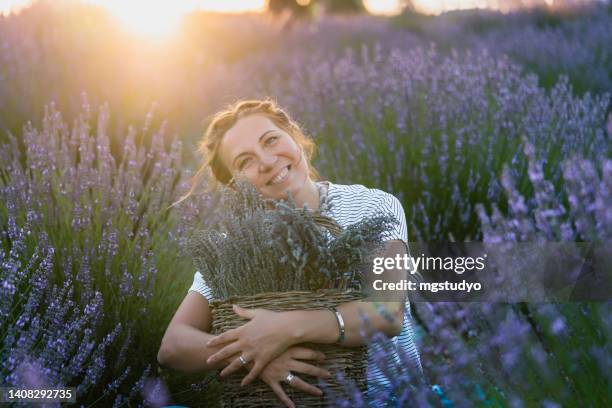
<box><xmin>226</xmin><ymin>114</ymin><xmax>280</xmax><ymax>140</ymax></box>
<box><xmin>219</xmin><ymin>115</ymin><xmax>282</xmax><ymax>162</ymax></box>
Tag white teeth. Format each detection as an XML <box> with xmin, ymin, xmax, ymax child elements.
<box><xmin>270</xmin><ymin>166</ymin><xmax>289</xmax><ymax>185</ymax></box>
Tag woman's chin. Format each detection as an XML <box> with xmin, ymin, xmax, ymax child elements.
<box><xmin>259</xmin><ymin>186</ymin><xmax>288</xmax><ymax>200</ymax></box>
<box><xmin>263</xmin><ymin>180</ymin><xmax>295</xmax><ymax>199</ymax></box>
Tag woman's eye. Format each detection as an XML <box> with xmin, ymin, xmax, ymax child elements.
<box><xmin>265</xmin><ymin>136</ymin><xmax>278</xmax><ymax>145</ymax></box>
<box><xmin>238</xmin><ymin>157</ymin><xmax>252</xmax><ymax>170</ymax></box>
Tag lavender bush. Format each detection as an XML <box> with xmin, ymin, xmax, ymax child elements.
<box><xmin>473</xmin><ymin>12</ymin><xmax>612</xmax><ymax>95</ymax></box>
<box><xmin>393</xmin><ymin>6</ymin><xmax>612</xmax><ymax>95</ymax></box>
<box><xmin>1</xmin><ymin>216</ymin><xmax>126</xmax><ymax>406</ymax></box>
<box><xmin>478</xmin><ymin>140</ymin><xmax>612</xmax><ymax>242</ymax></box>
<box><xmin>330</xmin><ymin>146</ymin><xmax>611</xmax><ymax>407</ymax></box>
<box><xmin>217</xmin><ymin>44</ymin><xmax>609</xmax><ymax>241</ymax></box>
<box><xmin>0</xmin><ymin>102</ymin><xmax>216</xmax><ymax>406</ymax></box>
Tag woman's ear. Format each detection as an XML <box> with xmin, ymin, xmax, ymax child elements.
<box><xmin>228</xmin><ymin>171</ymin><xmax>247</xmax><ymax>190</ymax></box>
<box><xmin>298</xmin><ymin>146</ymin><xmax>307</xmax><ymax>164</ymax></box>
<box><xmin>228</xmin><ymin>175</ymin><xmax>237</xmax><ymax>190</ymax></box>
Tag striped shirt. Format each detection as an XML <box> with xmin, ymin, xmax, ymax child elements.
<box><xmin>188</xmin><ymin>181</ymin><xmax>422</xmax><ymax>399</ymax></box>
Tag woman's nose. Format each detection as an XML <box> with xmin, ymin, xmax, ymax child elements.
<box><xmin>258</xmin><ymin>152</ymin><xmax>277</xmax><ymax>172</ymax></box>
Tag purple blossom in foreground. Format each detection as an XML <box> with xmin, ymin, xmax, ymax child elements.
<box><xmin>478</xmin><ymin>140</ymin><xmax>612</xmax><ymax>242</ymax></box>
<box><xmin>0</xmin><ymin>104</ymin><xmax>209</xmax><ymax>406</ymax></box>
<box><xmin>143</xmin><ymin>376</ymin><xmax>171</xmax><ymax>408</ymax></box>
<box><xmin>325</xmin><ymin>149</ymin><xmax>611</xmax><ymax>406</ymax></box>
<box><xmin>0</xmin><ymin>216</ymin><xmax>121</xmax><ymax>406</ymax></box>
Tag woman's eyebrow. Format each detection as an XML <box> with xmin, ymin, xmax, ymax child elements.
<box><xmin>232</xmin><ymin>130</ymin><xmax>277</xmax><ymax>168</ymax></box>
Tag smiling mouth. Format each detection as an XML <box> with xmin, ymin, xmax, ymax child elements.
<box><xmin>267</xmin><ymin>165</ymin><xmax>291</xmax><ymax>186</ymax></box>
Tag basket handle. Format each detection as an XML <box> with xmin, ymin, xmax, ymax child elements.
<box><xmin>312</xmin><ymin>213</ymin><xmax>343</xmax><ymax>238</ymax></box>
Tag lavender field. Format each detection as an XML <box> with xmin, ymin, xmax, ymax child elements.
<box><xmin>1</xmin><ymin>0</ymin><xmax>611</xmax><ymax>407</ymax></box>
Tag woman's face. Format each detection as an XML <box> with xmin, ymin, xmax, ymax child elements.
<box><xmin>218</xmin><ymin>114</ymin><xmax>310</xmax><ymax>200</ymax></box>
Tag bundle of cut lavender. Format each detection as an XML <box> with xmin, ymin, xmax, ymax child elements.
<box><xmin>186</xmin><ymin>180</ymin><xmax>397</xmax><ymax>408</ymax></box>
<box><xmin>187</xmin><ymin>180</ymin><xmax>397</xmax><ymax>298</ymax></box>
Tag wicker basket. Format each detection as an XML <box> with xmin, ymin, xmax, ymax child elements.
<box><xmin>208</xmin><ymin>213</ymin><xmax>367</xmax><ymax>407</ymax></box>
<box><xmin>209</xmin><ymin>290</ymin><xmax>367</xmax><ymax>408</ymax></box>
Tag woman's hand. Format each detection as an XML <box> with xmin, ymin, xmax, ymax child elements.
<box><xmin>206</xmin><ymin>304</ymin><xmax>300</xmax><ymax>385</ymax></box>
<box><xmin>225</xmin><ymin>346</ymin><xmax>332</xmax><ymax>408</ymax></box>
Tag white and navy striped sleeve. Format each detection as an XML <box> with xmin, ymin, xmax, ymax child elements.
<box><xmin>377</xmin><ymin>191</ymin><xmax>423</xmax><ymax>373</ymax></box>
<box><xmin>188</xmin><ymin>271</ymin><xmax>214</xmax><ymax>302</ymax></box>
<box><xmin>377</xmin><ymin>192</ymin><xmax>409</xmax><ymax>245</ymax></box>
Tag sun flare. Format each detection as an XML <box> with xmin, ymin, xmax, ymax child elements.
<box><xmin>83</xmin><ymin>0</ymin><xmax>266</xmax><ymax>37</ymax></box>
<box><xmin>83</xmin><ymin>0</ymin><xmax>198</xmax><ymax>37</ymax></box>
<box><xmin>363</xmin><ymin>0</ymin><xmax>404</xmax><ymax>15</ymax></box>
<box><xmin>0</xmin><ymin>0</ymin><xmax>511</xmax><ymax>29</ymax></box>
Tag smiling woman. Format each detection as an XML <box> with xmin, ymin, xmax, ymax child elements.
<box><xmin>160</xmin><ymin>99</ymin><xmax>423</xmax><ymax>408</ymax></box>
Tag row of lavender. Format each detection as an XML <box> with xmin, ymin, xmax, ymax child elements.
<box><xmin>391</xmin><ymin>5</ymin><xmax>612</xmax><ymax>95</ymax></box>
<box><xmin>0</xmin><ymin>2</ymin><xmax>610</xmax><ymax>140</ymax></box>
<box><xmin>223</xmin><ymin>44</ymin><xmax>610</xmax><ymax>242</ymax></box>
<box><xmin>2</xmin><ymin>50</ymin><xmax>610</xmax><ymax>408</ymax></box>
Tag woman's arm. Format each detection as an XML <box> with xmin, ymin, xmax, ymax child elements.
<box><xmin>287</xmin><ymin>239</ymin><xmax>408</xmax><ymax>345</ymax></box>
<box><xmin>157</xmin><ymin>291</ymin><xmax>244</xmax><ymax>373</ymax></box>
<box><xmin>207</xmin><ymin>240</ymin><xmax>409</xmax><ymax>384</ymax></box>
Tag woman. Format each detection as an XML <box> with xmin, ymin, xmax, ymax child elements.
<box><xmin>158</xmin><ymin>99</ymin><xmax>422</xmax><ymax>408</ymax></box>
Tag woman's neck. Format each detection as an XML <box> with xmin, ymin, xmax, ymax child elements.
<box><xmin>292</xmin><ymin>179</ymin><xmax>320</xmax><ymax>210</ymax></box>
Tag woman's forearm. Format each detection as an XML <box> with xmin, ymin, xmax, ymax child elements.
<box><xmin>286</xmin><ymin>300</ymin><xmax>405</xmax><ymax>347</ymax></box>
<box><xmin>158</xmin><ymin>323</ymin><xmax>239</xmax><ymax>373</ymax></box>
<box><xmin>286</xmin><ymin>240</ymin><xmax>409</xmax><ymax>347</ymax></box>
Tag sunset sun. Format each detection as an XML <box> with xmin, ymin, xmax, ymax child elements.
<box><xmin>84</xmin><ymin>0</ymin><xmax>196</xmax><ymax>37</ymax></box>
<box><xmin>83</xmin><ymin>0</ymin><xmax>266</xmax><ymax>37</ymax></box>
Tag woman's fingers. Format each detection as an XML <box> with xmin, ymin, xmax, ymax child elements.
<box><xmin>219</xmin><ymin>353</ymin><xmax>251</xmax><ymax>378</ymax></box>
<box><xmin>269</xmin><ymin>382</ymin><xmax>295</xmax><ymax>408</ymax></box>
<box><xmin>232</xmin><ymin>304</ymin><xmax>257</xmax><ymax>319</ymax></box>
<box><xmin>288</xmin><ymin>360</ymin><xmax>331</xmax><ymax>380</ymax></box>
<box><xmin>287</xmin><ymin>374</ymin><xmax>324</xmax><ymax>397</ymax></box>
<box><xmin>207</xmin><ymin>341</ymin><xmax>242</xmax><ymax>364</ymax></box>
<box><xmin>206</xmin><ymin>328</ymin><xmax>238</xmax><ymax>347</ymax></box>
<box><xmin>241</xmin><ymin>360</ymin><xmax>265</xmax><ymax>386</ymax></box>
<box><xmin>288</xmin><ymin>347</ymin><xmax>326</xmax><ymax>361</ymax></box>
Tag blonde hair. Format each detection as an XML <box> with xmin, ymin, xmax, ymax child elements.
<box><xmin>172</xmin><ymin>98</ymin><xmax>320</xmax><ymax>207</ymax></box>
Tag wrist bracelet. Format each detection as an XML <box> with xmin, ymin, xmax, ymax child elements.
<box><xmin>329</xmin><ymin>307</ymin><xmax>346</xmax><ymax>344</ymax></box>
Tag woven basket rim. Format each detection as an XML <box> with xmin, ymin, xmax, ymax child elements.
<box><xmin>209</xmin><ymin>288</ymin><xmax>363</xmax><ymax>305</ymax></box>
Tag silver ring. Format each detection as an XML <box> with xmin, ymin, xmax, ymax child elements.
<box><xmin>239</xmin><ymin>355</ymin><xmax>248</xmax><ymax>366</ymax></box>
<box><xmin>284</xmin><ymin>373</ymin><xmax>295</xmax><ymax>384</ymax></box>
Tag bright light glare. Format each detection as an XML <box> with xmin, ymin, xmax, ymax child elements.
<box><xmin>0</xmin><ymin>0</ymin><xmax>517</xmax><ymax>26</ymax></box>
<box><xmin>85</xmin><ymin>0</ymin><xmax>205</xmax><ymax>37</ymax></box>
<box><xmin>83</xmin><ymin>0</ymin><xmax>267</xmax><ymax>37</ymax></box>
<box><xmin>199</xmin><ymin>0</ymin><xmax>266</xmax><ymax>13</ymax></box>
<box><xmin>363</xmin><ymin>0</ymin><xmax>403</xmax><ymax>15</ymax></box>
<box><xmin>0</xmin><ymin>0</ymin><xmax>269</xmax><ymax>35</ymax></box>
<box><xmin>414</xmin><ymin>0</ymin><xmax>492</xmax><ymax>14</ymax></box>
<box><xmin>0</xmin><ymin>0</ymin><xmax>32</xmax><ymax>16</ymax></box>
